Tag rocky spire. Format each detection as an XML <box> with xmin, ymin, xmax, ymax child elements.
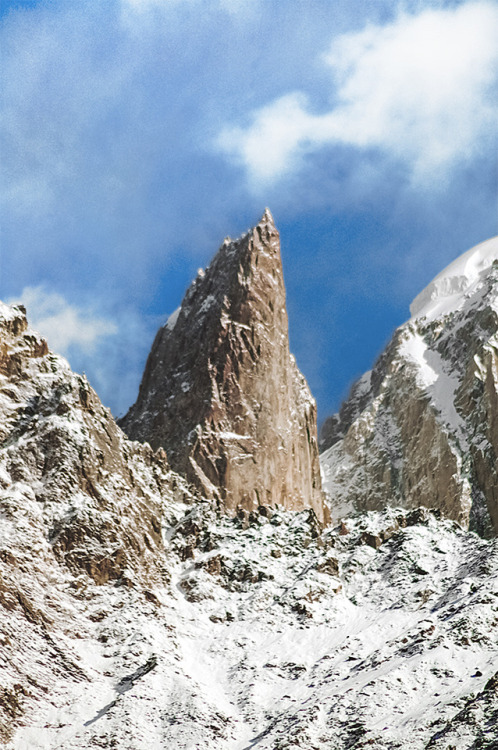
<box><xmin>120</xmin><ymin>210</ymin><xmax>327</xmax><ymax>522</ymax></box>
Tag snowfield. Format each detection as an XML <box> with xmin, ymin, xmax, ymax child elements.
<box><xmin>7</xmin><ymin>504</ymin><xmax>498</xmax><ymax>750</ymax></box>
<box><xmin>410</xmin><ymin>236</ymin><xmax>498</xmax><ymax>321</ymax></box>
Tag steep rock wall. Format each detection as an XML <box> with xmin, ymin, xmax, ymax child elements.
<box><xmin>120</xmin><ymin>210</ymin><xmax>326</xmax><ymax>522</ymax></box>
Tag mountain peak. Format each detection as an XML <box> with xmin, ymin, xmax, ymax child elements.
<box><xmin>410</xmin><ymin>235</ymin><xmax>498</xmax><ymax>320</ymax></box>
<box><xmin>321</xmin><ymin>235</ymin><xmax>498</xmax><ymax>535</ymax></box>
<box><xmin>259</xmin><ymin>206</ymin><xmax>275</xmax><ymax>226</ymax></box>
<box><xmin>120</xmin><ymin>212</ymin><xmax>327</xmax><ymax>522</ymax></box>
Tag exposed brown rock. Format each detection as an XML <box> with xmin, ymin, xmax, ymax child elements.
<box><xmin>316</xmin><ymin>555</ymin><xmax>339</xmax><ymax>576</ymax></box>
<box><xmin>120</xmin><ymin>209</ymin><xmax>327</xmax><ymax>523</ymax></box>
<box><xmin>360</xmin><ymin>532</ymin><xmax>383</xmax><ymax>550</ymax></box>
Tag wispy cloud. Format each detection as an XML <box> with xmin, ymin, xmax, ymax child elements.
<box><xmin>217</xmin><ymin>1</ymin><xmax>498</xmax><ymax>187</ymax></box>
<box><xmin>9</xmin><ymin>287</ymin><xmax>117</xmax><ymax>356</ymax></box>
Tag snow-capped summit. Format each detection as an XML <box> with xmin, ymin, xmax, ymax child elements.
<box><xmin>321</xmin><ymin>235</ymin><xmax>498</xmax><ymax>536</ymax></box>
<box><xmin>410</xmin><ymin>235</ymin><xmax>498</xmax><ymax>320</ymax></box>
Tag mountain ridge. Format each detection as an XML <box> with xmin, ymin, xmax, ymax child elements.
<box><xmin>1</xmin><ymin>220</ymin><xmax>497</xmax><ymax>748</ymax></box>
<box><xmin>320</xmin><ymin>235</ymin><xmax>498</xmax><ymax>537</ymax></box>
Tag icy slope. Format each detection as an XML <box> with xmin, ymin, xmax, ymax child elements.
<box><xmin>320</xmin><ymin>236</ymin><xmax>498</xmax><ymax>535</ymax></box>
<box><xmin>410</xmin><ymin>236</ymin><xmax>498</xmax><ymax>321</ymax></box>
<box><xmin>6</xmin><ymin>504</ymin><xmax>498</xmax><ymax>750</ymax></box>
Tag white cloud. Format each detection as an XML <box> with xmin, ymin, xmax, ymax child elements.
<box><xmin>218</xmin><ymin>93</ymin><xmax>320</xmax><ymax>182</ymax></box>
<box><xmin>217</xmin><ymin>1</ymin><xmax>498</xmax><ymax>186</ymax></box>
<box><xmin>10</xmin><ymin>287</ymin><xmax>117</xmax><ymax>356</ymax></box>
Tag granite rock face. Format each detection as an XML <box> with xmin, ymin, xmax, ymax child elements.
<box><xmin>120</xmin><ymin>209</ymin><xmax>326</xmax><ymax>522</ymax></box>
<box><xmin>320</xmin><ymin>237</ymin><xmax>498</xmax><ymax>536</ymax></box>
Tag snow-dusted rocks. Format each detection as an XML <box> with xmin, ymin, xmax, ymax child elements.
<box><xmin>120</xmin><ymin>210</ymin><xmax>327</xmax><ymax>522</ymax></box>
<box><xmin>0</xmin><ymin>302</ymin><xmax>185</xmax><ymax>587</ymax></box>
<box><xmin>0</xmin><ymin>301</ymin><xmax>195</xmax><ymax>743</ymax></box>
<box><xmin>5</xmin><ymin>501</ymin><xmax>498</xmax><ymax>749</ymax></box>
<box><xmin>320</xmin><ymin>236</ymin><xmax>498</xmax><ymax>535</ymax></box>
<box><xmin>2</xmin><ymin>235</ymin><xmax>498</xmax><ymax>748</ymax></box>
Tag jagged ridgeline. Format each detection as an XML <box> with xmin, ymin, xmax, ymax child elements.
<box><xmin>119</xmin><ymin>209</ymin><xmax>328</xmax><ymax>523</ymax></box>
<box><xmin>320</xmin><ymin>236</ymin><xmax>498</xmax><ymax>537</ymax></box>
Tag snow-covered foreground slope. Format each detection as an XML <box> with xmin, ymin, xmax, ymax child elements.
<box><xmin>320</xmin><ymin>236</ymin><xmax>498</xmax><ymax>535</ymax></box>
<box><xmin>6</xmin><ymin>504</ymin><xmax>498</xmax><ymax>750</ymax></box>
<box><xmin>0</xmin><ymin>301</ymin><xmax>193</xmax><ymax>743</ymax></box>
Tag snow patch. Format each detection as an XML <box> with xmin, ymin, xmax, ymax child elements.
<box><xmin>410</xmin><ymin>235</ymin><xmax>498</xmax><ymax>321</ymax></box>
<box><xmin>399</xmin><ymin>329</ymin><xmax>466</xmax><ymax>441</ymax></box>
<box><xmin>165</xmin><ymin>307</ymin><xmax>180</xmax><ymax>331</ymax></box>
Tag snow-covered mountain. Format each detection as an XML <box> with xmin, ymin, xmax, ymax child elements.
<box><xmin>5</xmin><ymin>499</ymin><xmax>498</xmax><ymax>750</ymax></box>
<box><xmin>1</xmin><ymin>223</ymin><xmax>498</xmax><ymax>749</ymax></box>
<box><xmin>320</xmin><ymin>236</ymin><xmax>498</xmax><ymax>537</ymax></box>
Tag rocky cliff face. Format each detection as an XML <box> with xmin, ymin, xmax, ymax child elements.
<box><xmin>320</xmin><ymin>237</ymin><xmax>498</xmax><ymax>536</ymax></box>
<box><xmin>0</xmin><ymin>301</ymin><xmax>188</xmax><ymax>588</ymax></box>
<box><xmin>120</xmin><ymin>209</ymin><xmax>326</xmax><ymax>522</ymax></box>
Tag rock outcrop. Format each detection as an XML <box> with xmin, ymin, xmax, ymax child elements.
<box><xmin>120</xmin><ymin>209</ymin><xmax>327</xmax><ymax>522</ymax></box>
<box><xmin>0</xmin><ymin>301</ymin><xmax>189</xmax><ymax>588</ymax></box>
<box><xmin>320</xmin><ymin>236</ymin><xmax>498</xmax><ymax>536</ymax></box>
<box><xmin>0</xmin><ymin>300</ymin><xmax>196</xmax><ymax>743</ymax></box>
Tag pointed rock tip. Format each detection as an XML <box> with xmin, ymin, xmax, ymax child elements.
<box><xmin>250</xmin><ymin>207</ymin><xmax>278</xmax><ymax>241</ymax></box>
<box><xmin>260</xmin><ymin>207</ymin><xmax>275</xmax><ymax>226</ymax></box>
<box><xmin>222</xmin><ymin>209</ymin><xmax>276</xmax><ymax>248</ymax></box>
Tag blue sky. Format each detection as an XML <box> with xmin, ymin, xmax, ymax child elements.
<box><xmin>1</xmin><ymin>0</ymin><xmax>497</xmax><ymax>422</ymax></box>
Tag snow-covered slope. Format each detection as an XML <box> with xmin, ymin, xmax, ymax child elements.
<box><xmin>410</xmin><ymin>236</ymin><xmax>498</xmax><ymax>321</ymax></box>
<box><xmin>5</xmin><ymin>503</ymin><xmax>498</xmax><ymax>750</ymax></box>
<box><xmin>0</xmin><ymin>301</ymin><xmax>194</xmax><ymax>743</ymax></box>
<box><xmin>320</xmin><ymin>236</ymin><xmax>498</xmax><ymax>536</ymax></box>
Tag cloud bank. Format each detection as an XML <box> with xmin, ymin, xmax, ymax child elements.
<box><xmin>218</xmin><ymin>2</ymin><xmax>498</xmax><ymax>186</ymax></box>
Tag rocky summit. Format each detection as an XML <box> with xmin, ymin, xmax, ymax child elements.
<box><xmin>120</xmin><ymin>209</ymin><xmax>327</xmax><ymax>523</ymax></box>
<box><xmin>320</xmin><ymin>236</ymin><xmax>498</xmax><ymax>536</ymax></box>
